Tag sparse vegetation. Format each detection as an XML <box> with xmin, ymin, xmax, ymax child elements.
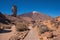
<box><xmin>0</xmin><ymin>23</ymin><xmax>11</xmax><ymax>29</ymax></box>
<box><xmin>53</xmin><ymin>22</ymin><xmax>58</xmax><ymax>28</ymax></box>
<box><xmin>51</xmin><ymin>20</ymin><xmax>59</xmax><ymax>28</ymax></box>
<box><xmin>38</xmin><ymin>24</ymin><xmax>49</xmax><ymax>34</ymax></box>
<box><xmin>16</xmin><ymin>22</ymin><xmax>29</xmax><ymax>31</ymax></box>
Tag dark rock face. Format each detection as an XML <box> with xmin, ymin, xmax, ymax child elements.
<box><xmin>0</xmin><ymin>12</ymin><xmax>11</xmax><ymax>24</ymax></box>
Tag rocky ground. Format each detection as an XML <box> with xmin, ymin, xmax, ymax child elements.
<box><xmin>0</xmin><ymin>12</ymin><xmax>60</xmax><ymax>40</ymax></box>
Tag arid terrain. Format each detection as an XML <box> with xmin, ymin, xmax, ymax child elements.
<box><xmin>0</xmin><ymin>11</ymin><xmax>60</xmax><ymax>40</ymax></box>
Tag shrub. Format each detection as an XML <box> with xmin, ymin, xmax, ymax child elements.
<box><xmin>51</xmin><ymin>20</ymin><xmax>59</xmax><ymax>28</ymax></box>
<box><xmin>38</xmin><ymin>24</ymin><xmax>49</xmax><ymax>34</ymax></box>
<box><xmin>0</xmin><ymin>24</ymin><xmax>11</xmax><ymax>30</ymax></box>
<box><xmin>16</xmin><ymin>22</ymin><xmax>29</xmax><ymax>31</ymax></box>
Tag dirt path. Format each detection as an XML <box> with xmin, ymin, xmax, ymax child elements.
<box><xmin>0</xmin><ymin>25</ymin><xmax>40</xmax><ymax>40</ymax></box>
<box><xmin>0</xmin><ymin>25</ymin><xmax>16</xmax><ymax>40</ymax></box>
<box><xmin>24</xmin><ymin>26</ymin><xmax>40</xmax><ymax>40</ymax></box>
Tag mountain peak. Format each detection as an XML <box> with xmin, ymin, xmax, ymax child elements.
<box><xmin>32</xmin><ymin>11</ymin><xmax>39</xmax><ymax>14</ymax></box>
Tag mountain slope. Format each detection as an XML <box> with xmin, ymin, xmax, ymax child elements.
<box><xmin>19</xmin><ymin>11</ymin><xmax>54</xmax><ymax>22</ymax></box>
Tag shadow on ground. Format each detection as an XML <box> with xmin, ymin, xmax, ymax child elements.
<box><xmin>0</xmin><ymin>29</ymin><xmax>12</xmax><ymax>33</ymax></box>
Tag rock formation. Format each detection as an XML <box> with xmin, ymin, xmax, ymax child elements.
<box><xmin>12</xmin><ymin>5</ymin><xmax>17</xmax><ymax>17</ymax></box>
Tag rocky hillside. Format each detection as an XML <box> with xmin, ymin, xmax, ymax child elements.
<box><xmin>55</xmin><ymin>16</ymin><xmax>60</xmax><ymax>21</ymax></box>
<box><xmin>0</xmin><ymin>12</ymin><xmax>29</xmax><ymax>30</ymax></box>
<box><xmin>0</xmin><ymin>11</ymin><xmax>60</xmax><ymax>40</ymax></box>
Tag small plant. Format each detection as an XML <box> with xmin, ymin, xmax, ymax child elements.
<box><xmin>50</xmin><ymin>20</ymin><xmax>60</xmax><ymax>28</ymax></box>
<box><xmin>0</xmin><ymin>23</ymin><xmax>11</xmax><ymax>30</ymax></box>
<box><xmin>53</xmin><ymin>23</ymin><xmax>58</xmax><ymax>28</ymax></box>
<box><xmin>16</xmin><ymin>22</ymin><xmax>29</xmax><ymax>31</ymax></box>
<box><xmin>38</xmin><ymin>24</ymin><xmax>49</xmax><ymax>34</ymax></box>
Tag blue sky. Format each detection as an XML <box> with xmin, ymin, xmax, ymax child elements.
<box><xmin>0</xmin><ymin>0</ymin><xmax>60</xmax><ymax>17</ymax></box>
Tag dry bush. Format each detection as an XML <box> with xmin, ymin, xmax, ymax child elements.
<box><xmin>50</xmin><ymin>20</ymin><xmax>60</xmax><ymax>28</ymax></box>
<box><xmin>16</xmin><ymin>22</ymin><xmax>29</xmax><ymax>31</ymax></box>
<box><xmin>0</xmin><ymin>23</ymin><xmax>11</xmax><ymax>29</ymax></box>
<box><xmin>38</xmin><ymin>24</ymin><xmax>49</xmax><ymax>34</ymax></box>
<box><xmin>3</xmin><ymin>25</ymin><xmax>11</xmax><ymax>29</ymax></box>
<box><xmin>53</xmin><ymin>23</ymin><xmax>58</xmax><ymax>28</ymax></box>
